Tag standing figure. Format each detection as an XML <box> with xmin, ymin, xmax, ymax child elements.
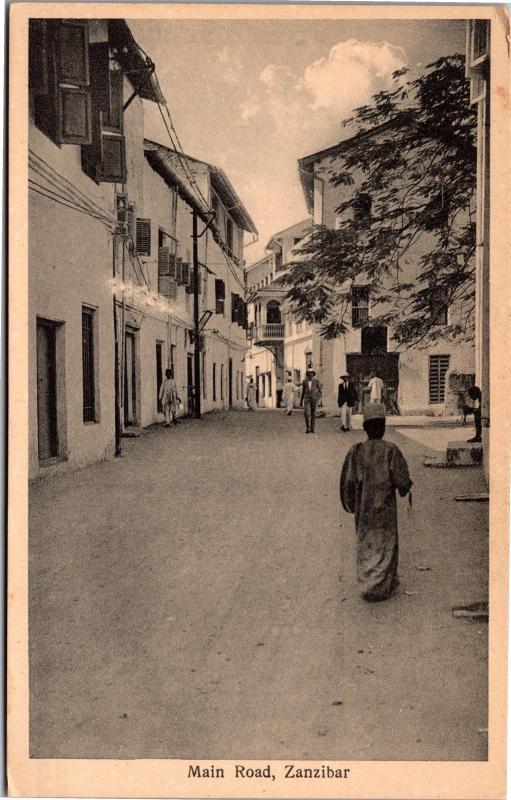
<box><xmin>338</xmin><ymin>373</ymin><xmax>357</xmax><ymax>432</ymax></box>
<box><xmin>340</xmin><ymin>403</ymin><xmax>412</xmax><ymax>602</ymax></box>
<box><xmin>367</xmin><ymin>369</ymin><xmax>385</xmax><ymax>404</ymax></box>
<box><xmin>300</xmin><ymin>368</ymin><xmax>322</xmax><ymax>433</ymax></box>
<box><xmin>159</xmin><ymin>368</ymin><xmax>179</xmax><ymax>427</ymax></box>
<box><xmin>246</xmin><ymin>377</ymin><xmax>256</xmax><ymax>411</ymax></box>
<box><xmin>282</xmin><ymin>375</ymin><xmax>296</xmax><ymax>416</ymax></box>
<box><xmin>463</xmin><ymin>385</ymin><xmax>482</xmax><ymax>443</ymax></box>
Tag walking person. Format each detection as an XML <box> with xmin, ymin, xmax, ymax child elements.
<box><xmin>246</xmin><ymin>376</ymin><xmax>256</xmax><ymax>411</ymax></box>
<box><xmin>367</xmin><ymin>369</ymin><xmax>385</xmax><ymax>404</ymax></box>
<box><xmin>159</xmin><ymin>368</ymin><xmax>179</xmax><ymax>427</ymax></box>
<box><xmin>338</xmin><ymin>373</ymin><xmax>357</xmax><ymax>432</ymax></box>
<box><xmin>300</xmin><ymin>368</ymin><xmax>322</xmax><ymax>433</ymax></box>
<box><xmin>340</xmin><ymin>403</ymin><xmax>412</xmax><ymax>602</ymax></box>
<box><xmin>282</xmin><ymin>374</ymin><xmax>296</xmax><ymax>416</ymax></box>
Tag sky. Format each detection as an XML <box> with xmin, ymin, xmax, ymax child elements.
<box><xmin>130</xmin><ymin>18</ymin><xmax>465</xmax><ymax>261</ymax></box>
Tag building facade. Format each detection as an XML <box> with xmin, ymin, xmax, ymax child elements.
<box><xmin>297</xmin><ymin>128</ymin><xmax>475</xmax><ymax>416</ymax></box>
<box><xmin>245</xmin><ymin>220</ymin><xmax>312</xmax><ymax>408</ymax></box>
<box><xmin>29</xmin><ymin>18</ymin><xmax>256</xmax><ymax>480</ymax></box>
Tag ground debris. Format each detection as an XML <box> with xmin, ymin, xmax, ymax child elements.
<box><xmin>452</xmin><ymin>601</ymin><xmax>488</xmax><ymax>620</ymax></box>
<box><xmin>332</xmin><ymin>701</ymin><xmax>343</xmax><ymax>706</ymax></box>
<box><xmin>404</xmin><ymin>590</ymin><xmax>419</xmax><ymax>596</ymax></box>
<box><xmin>415</xmin><ymin>565</ymin><xmax>433</xmax><ymax>571</ymax></box>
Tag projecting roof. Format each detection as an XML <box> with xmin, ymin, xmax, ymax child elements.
<box><xmin>298</xmin><ymin>115</ymin><xmax>406</xmax><ymax>214</ymax></box>
<box><xmin>143</xmin><ymin>140</ymin><xmax>210</xmax><ymax>223</ymax></box>
<box><xmin>144</xmin><ymin>140</ymin><xmax>257</xmax><ymax>235</ymax></box>
<box><xmin>246</xmin><ymin>254</ymin><xmax>272</xmax><ymax>275</ymax></box>
<box><xmin>265</xmin><ymin>218</ymin><xmax>312</xmax><ymax>252</ymax></box>
<box><xmin>108</xmin><ymin>21</ymin><xmax>166</xmax><ymax>104</ymax></box>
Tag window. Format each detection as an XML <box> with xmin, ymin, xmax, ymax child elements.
<box><xmin>81</xmin><ymin>41</ymin><xmax>126</xmax><ymax>183</ymax></box>
<box><xmin>275</xmin><ymin>251</ymin><xmax>283</xmax><ymax>272</ymax></box>
<box><xmin>353</xmin><ymin>193</ymin><xmax>372</xmax><ymax>225</ymax></box>
<box><xmin>136</xmin><ymin>219</ymin><xmax>151</xmax><ymax>256</ymax></box>
<box><xmin>231</xmin><ymin>293</ymin><xmax>240</xmax><ymax>324</ymax></box>
<box><xmin>429</xmin><ymin>355</ymin><xmax>450</xmax><ymax>403</ymax></box>
<box><xmin>432</xmin><ymin>305</ymin><xmax>448</xmax><ymax>326</ymax></box>
<box><xmin>236</xmin><ymin>371</ymin><xmax>239</xmax><ymax>401</ymax></box>
<box><xmin>471</xmin><ymin>20</ymin><xmax>489</xmax><ymax>62</ymax></box>
<box><xmin>82</xmin><ymin>307</ymin><xmax>96</xmax><ymax>422</ymax></box>
<box><xmin>352</xmin><ymin>287</ymin><xmax>369</xmax><ymax>327</ymax></box>
<box><xmin>31</xmin><ymin>20</ymin><xmax>92</xmax><ymax>146</ymax></box>
<box><xmin>213</xmin><ymin>363</ymin><xmax>217</xmax><ymax>401</ymax></box>
<box><xmin>158</xmin><ymin>230</ymin><xmax>177</xmax><ymax>299</ymax></box>
<box><xmin>215</xmin><ymin>279</ymin><xmax>225</xmax><ymax>315</ymax></box>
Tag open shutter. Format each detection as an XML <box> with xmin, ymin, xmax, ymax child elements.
<box><xmin>136</xmin><ymin>219</ymin><xmax>151</xmax><ymax>256</ymax></box>
<box><xmin>57</xmin><ymin>20</ymin><xmax>91</xmax><ymax>145</ymax></box>
<box><xmin>176</xmin><ymin>257</ymin><xmax>184</xmax><ymax>285</ymax></box>
<box><xmin>158</xmin><ymin>276</ymin><xmax>177</xmax><ymax>300</ymax></box>
<box><xmin>168</xmin><ymin>253</ymin><xmax>176</xmax><ymax>280</ymax></box>
<box><xmin>181</xmin><ymin>262</ymin><xmax>190</xmax><ymax>286</ymax></box>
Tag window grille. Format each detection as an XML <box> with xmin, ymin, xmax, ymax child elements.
<box><xmin>429</xmin><ymin>355</ymin><xmax>450</xmax><ymax>403</ymax></box>
<box><xmin>136</xmin><ymin>219</ymin><xmax>151</xmax><ymax>256</ymax></box>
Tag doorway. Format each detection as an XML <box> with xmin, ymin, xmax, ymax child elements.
<box><xmin>228</xmin><ymin>358</ymin><xmax>233</xmax><ymax>407</ymax></box>
<box><xmin>187</xmin><ymin>354</ymin><xmax>194</xmax><ymax>415</ymax></box>
<box><xmin>124</xmin><ymin>330</ymin><xmax>137</xmax><ymax>426</ymax></box>
<box><xmin>156</xmin><ymin>341</ymin><xmax>163</xmax><ymax>413</ymax></box>
<box><xmin>36</xmin><ymin>319</ymin><xmax>59</xmax><ymax>461</ymax></box>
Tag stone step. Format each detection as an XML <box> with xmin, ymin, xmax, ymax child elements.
<box><xmin>446</xmin><ymin>440</ymin><xmax>483</xmax><ymax>466</ymax></box>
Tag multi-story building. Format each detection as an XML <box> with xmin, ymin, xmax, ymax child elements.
<box><xmin>29</xmin><ymin>18</ymin><xmax>164</xmax><ymax>478</ymax></box>
<box><xmin>297</xmin><ymin>125</ymin><xmax>475</xmax><ymax>415</ymax></box>
<box><xmin>465</xmin><ymin>19</ymin><xmax>490</xmax><ymax>478</ymax></box>
<box><xmin>28</xmin><ymin>18</ymin><xmax>257</xmax><ymax>480</ymax></box>
<box><xmin>245</xmin><ymin>220</ymin><xmax>311</xmax><ymax>407</ymax></box>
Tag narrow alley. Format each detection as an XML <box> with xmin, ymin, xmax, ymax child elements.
<box><xmin>29</xmin><ymin>410</ymin><xmax>488</xmax><ymax>761</ymax></box>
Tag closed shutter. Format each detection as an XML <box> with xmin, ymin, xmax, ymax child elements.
<box><xmin>136</xmin><ymin>219</ymin><xmax>151</xmax><ymax>256</ymax></box>
<box><xmin>168</xmin><ymin>253</ymin><xmax>176</xmax><ymax>279</ymax></box>
<box><xmin>429</xmin><ymin>355</ymin><xmax>450</xmax><ymax>403</ymax></box>
<box><xmin>215</xmin><ymin>279</ymin><xmax>225</xmax><ymax>315</ymax></box>
<box><xmin>181</xmin><ymin>262</ymin><xmax>190</xmax><ymax>286</ymax></box>
<box><xmin>158</xmin><ymin>276</ymin><xmax>177</xmax><ymax>300</ymax></box>
<box><xmin>82</xmin><ymin>307</ymin><xmax>96</xmax><ymax>422</ymax></box>
<box><xmin>29</xmin><ymin>20</ymin><xmax>49</xmax><ymax>95</ymax></box>
<box><xmin>158</xmin><ymin>247</ymin><xmax>170</xmax><ymax>275</ymax></box>
<box><xmin>175</xmin><ymin>257</ymin><xmax>183</xmax><ymax>285</ymax></box>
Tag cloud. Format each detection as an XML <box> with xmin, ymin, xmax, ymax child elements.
<box><xmin>239</xmin><ymin>38</ymin><xmax>408</xmax><ymax>141</ymax></box>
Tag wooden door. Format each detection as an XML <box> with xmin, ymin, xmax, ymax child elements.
<box><xmin>36</xmin><ymin>320</ymin><xmax>58</xmax><ymax>460</ymax></box>
<box><xmin>228</xmin><ymin>358</ymin><xmax>233</xmax><ymax>407</ymax></box>
<box><xmin>124</xmin><ymin>331</ymin><xmax>137</xmax><ymax>425</ymax></box>
<box><xmin>346</xmin><ymin>353</ymin><xmax>400</xmax><ymax>414</ymax></box>
<box><xmin>187</xmin><ymin>354</ymin><xmax>194</xmax><ymax>414</ymax></box>
<box><xmin>156</xmin><ymin>342</ymin><xmax>163</xmax><ymax>412</ymax></box>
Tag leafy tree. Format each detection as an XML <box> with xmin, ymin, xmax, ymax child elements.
<box><xmin>281</xmin><ymin>55</ymin><xmax>477</xmax><ymax>348</ymax></box>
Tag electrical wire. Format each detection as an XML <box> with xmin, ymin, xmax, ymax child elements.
<box><xmin>29</xmin><ymin>183</ymin><xmax>118</xmax><ymax>228</ymax></box>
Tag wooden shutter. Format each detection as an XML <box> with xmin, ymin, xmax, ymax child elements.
<box><xmin>181</xmin><ymin>262</ymin><xmax>190</xmax><ymax>285</ymax></box>
<box><xmin>429</xmin><ymin>355</ymin><xmax>450</xmax><ymax>403</ymax></box>
<box><xmin>158</xmin><ymin>247</ymin><xmax>170</xmax><ymax>275</ymax></box>
<box><xmin>29</xmin><ymin>19</ymin><xmax>49</xmax><ymax>95</ymax></box>
<box><xmin>57</xmin><ymin>21</ymin><xmax>91</xmax><ymax>144</ymax></box>
<box><xmin>158</xmin><ymin>276</ymin><xmax>177</xmax><ymax>300</ymax></box>
<box><xmin>168</xmin><ymin>253</ymin><xmax>176</xmax><ymax>280</ymax></box>
<box><xmin>215</xmin><ymin>279</ymin><xmax>225</xmax><ymax>314</ymax></box>
<box><xmin>136</xmin><ymin>219</ymin><xmax>151</xmax><ymax>256</ymax></box>
<box><xmin>175</xmin><ymin>257</ymin><xmax>183</xmax><ymax>285</ymax></box>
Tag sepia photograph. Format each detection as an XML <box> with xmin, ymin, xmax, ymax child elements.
<box><xmin>8</xmin><ymin>3</ymin><xmax>509</xmax><ymax>798</ymax></box>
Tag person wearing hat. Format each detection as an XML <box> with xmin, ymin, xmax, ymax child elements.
<box><xmin>337</xmin><ymin>373</ymin><xmax>357</xmax><ymax>432</ymax></box>
<box><xmin>300</xmin><ymin>368</ymin><xmax>322</xmax><ymax>433</ymax></box>
<box><xmin>340</xmin><ymin>403</ymin><xmax>412</xmax><ymax>602</ymax></box>
<box><xmin>282</xmin><ymin>373</ymin><xmax>296</xmax><ymax>416</ymax></box>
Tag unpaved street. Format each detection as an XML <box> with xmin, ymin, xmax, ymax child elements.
<box><xmin>30</xmin><ymin>410</ymin><xmax>488</xmax><ymax>760</ymax></box>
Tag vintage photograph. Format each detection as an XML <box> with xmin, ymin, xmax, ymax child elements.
<box><xmin>9</xmin><ymin>3</ymin><xmax>506</xmax><ymax>794</ymax></box>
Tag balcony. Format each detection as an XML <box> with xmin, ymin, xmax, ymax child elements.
<box><xmin>253</xmin><ymin>323</ymin><xmax>285</xmax><ymax>343</ymax></box>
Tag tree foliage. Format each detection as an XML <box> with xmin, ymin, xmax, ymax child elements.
<box><xmin>280</xmin><ymin>55</ymin><xmax>477</xmax><ymax>348</ymax></box>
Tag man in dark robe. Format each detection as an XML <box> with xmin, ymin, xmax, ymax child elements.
<box><xmin>340</xmin><ymin>403</ymin><xmax>412</xmax><ymax>601</ymax></box>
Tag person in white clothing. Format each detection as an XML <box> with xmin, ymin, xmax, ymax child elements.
<box><xmin>282</xmin><ymin>375</ymin><xmax>296</xmax><ymax>415</ymax></box>
<box><xmin>368</xmin><ymin>371</ymin><xmax>385</xmax><ymax>404</ymax></box>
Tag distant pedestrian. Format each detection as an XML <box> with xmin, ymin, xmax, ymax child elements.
<box><xmin>338</xmin><ymin>373</ymin><xmax>357</xmax><ymax>432</ymax></box>
<box><xmin>463</xmin><ymin>385</ymin><xmax>482</xmax><ymax>443</ymax></box>
<box><xmin>246</xmin><ymin>377</ymin><xmax>256</xmax><ymax>411</ymax></box>
<box><xmin>340</xmin><ymin>403</ymin><xmax>412</xmax><ymax>602</ymax></box>
<box><xmin>368</xmin><ymin>370</ymin><xmax>385</xmax><ymax>404</ymax></box>
<box><xmin>159</xmin><ymin>368</ymin><xmax>179</xmax><ymax>427</ymax></box>
<box><xmin>282</xmin><ymin>375</ymin><xmax>295</xmax><ymax>416</ymax></box>
<box><xmin>300</xmin><ymin>368</ymin><xmax>322</xmax><ymax>433</ymax></box>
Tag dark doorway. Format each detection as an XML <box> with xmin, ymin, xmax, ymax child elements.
<box><xmin>228</xmin><ymin>358</ymin><xmax>233</xmax><ymax>408</ymax></box>
<box><xmin>346</xmin><ymin>352</ymin><xmax>400</xmax><ymax>414</ymax></box>
<box><xmin>255</xmin><ymin>366</ymin><xmax>260</xmax><ymax>405</ymax></box>
<box><xmin>266</xmin><ymin>300</ymin><xmax>281</xmax><ymax>325</ymax></box>
<box><xmin>156</xmin><ymin>341</ymin><xmax>163</xmax><ymax>412</ymax></box>
<box><xmin>361</xmin><ymin>326</ymin><xmax>388</xmax><ymax>354</ymax></box>
<box><xmin>36</xmin><ymin>319</ymin><xmax>59</xmax><ymax>461</ymax></box>
<box><xmin>124</xmin><ymin>331</ymin><xmax>137</xmax><ymax>426</ymax></box>
<box><xmin>187</xmin><ymin>354</ymin><xmax>194</xmax><ymax>415</ymax></box>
